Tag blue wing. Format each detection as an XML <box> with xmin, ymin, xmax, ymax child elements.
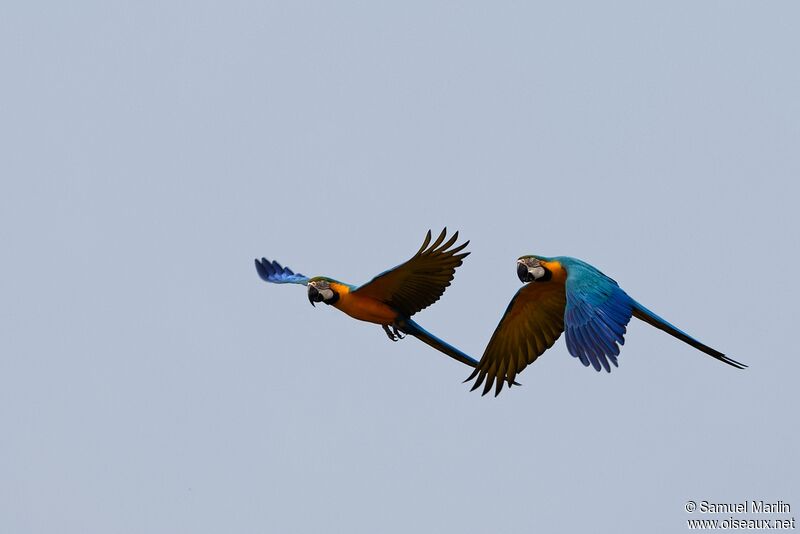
<box><xmin>254</xmin><ymin>258</ymin><xmax>309</xmax><ymax>285</ymax></box>
<box><xmin>561</xmin><ymin>258</ymin><xmax>634</xmax><ymax>372</ymax></box>
<box><xmin>562</xmin><ymin>257</ymin><xmax>747</xmax><ymax>371</ymax></box>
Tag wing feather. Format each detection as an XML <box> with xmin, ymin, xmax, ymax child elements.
<box><xmin>562</xmin><ymin>259</ymin><xmax>634</xmax><ymax>372</ymax></box>
<box><xmin>563</xmin><ymin>258</ymin><xmax>746</xmax><ymax>369</ymax></box>
<box><xmin>466</xmin><ymin>280</ymin><xmax>567</xmax><ymax>396</ymax></box>
<box><xmin>254</xmin><ymin>258</ymin><xmax>309</xmax><ymax>285</ymax></box>
<box><xmin>353</xmin><ymin>229</ymin><xmax>470</xmax><ymax>317</ymax></box>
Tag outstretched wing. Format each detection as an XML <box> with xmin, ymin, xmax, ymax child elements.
<box><xmin>254</xmin><ymin>258</ymin><xmax>309</xmax><ymax>285</ymax></box>
<box><xmin>562</xmin><ymin>259</ymin><xmax>746</xmax><ymax>370</ymax></box>
<box><xmin>353</xmin><ymin>229</ymin><xmax>469</xmax><ymax>317</ymax></box>
<box><xmin>466</xmin><ymin>281</ymin><xmax>566</xmax><ymax>396</ymax></box>
<box><xmin>562</xmin><ymin>260</ymin><xmax>633</xmax><ymax>372</ymax></box>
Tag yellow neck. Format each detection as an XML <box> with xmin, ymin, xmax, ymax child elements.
<box><xmin>542</xmin><ymin>260</ymin><xmax>567</xmax><ymax>283</ymax></box>
<box><xmin>330</xmin><ymin>282</ymin><xmax>352</xmax><ymax>296</ymax></box>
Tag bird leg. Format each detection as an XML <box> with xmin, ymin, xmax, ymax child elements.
<box><xmin>391</xmin><ymin>325</ymin><xmax>406</xmax><ymax>339</ymax></box>
<box><xmin>382</xmin><ymin>324</ymin><xmax>399</xmax><ymax>342</ymax></box>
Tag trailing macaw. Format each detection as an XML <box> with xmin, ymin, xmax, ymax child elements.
<box><xmin>255</xmin><ymin>229</ymin><xmax>478</xmax><ymax>368</ymax></box>
<box><xmin>466</xmin><ymin>255</ymin><xmax>747</xmax><ymax>396</ymax></box>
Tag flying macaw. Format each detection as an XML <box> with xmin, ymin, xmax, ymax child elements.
<box><xmin>255</xmin><ymin>229</ymin><xmax>478</xmax><ymax>368</ymax></box>
<box><xmin>466</xmin><ymin>255</ymin><xmax>747</xmax><ymax>396</ymax></box>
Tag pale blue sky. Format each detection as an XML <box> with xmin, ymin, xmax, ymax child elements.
<box><xmin>1</xmin><ymin>2</ymin><xmax>798</xmax><ymax>533</ymax></box>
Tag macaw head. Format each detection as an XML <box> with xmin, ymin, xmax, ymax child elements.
<box><xmin>306</xmin><ymin>277</ymin><xmax>341</xmax><ymax>306</ymax></box>
<box><xmin>516</xmin><ymin>255</ymin><xmax>553</xmax><ymax>283</ymax></box>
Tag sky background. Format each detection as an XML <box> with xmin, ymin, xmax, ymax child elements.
<box><xmin>1</xmin><ymin>2</ymin><xmax>798</xmax><ymax>533</ymax></box>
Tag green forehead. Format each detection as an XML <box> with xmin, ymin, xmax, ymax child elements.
<box><xmin>308</xmin><ymin>276</ymin><xmax>343</xmax><ymax>285</ymax></box>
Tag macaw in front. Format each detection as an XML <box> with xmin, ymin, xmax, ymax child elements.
<box><xmin>466</xmin><ymin>255</ymin><xmax>747</xmax><ymax>396</ymax></box>
<box><xmin>255</xmin><ymin>229</ymin><xmax>478</xmax><ymax>368</ymax></box>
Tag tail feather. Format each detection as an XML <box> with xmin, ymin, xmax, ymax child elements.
<box><xmin>631</xmin><ymin>302</ymin><xmax>747</xmax><ymax>369</ymax></box>
<box><xmin>399</xmin><ymin>319</ymin><xmax>478</xmax><ymax>368</ymax></box>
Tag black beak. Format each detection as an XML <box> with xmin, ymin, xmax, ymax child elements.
<box><xmin>517</xmin><ymin>263</ymin><xmax>533</xmax><ymax>283</ymax></box>
<box><xmin>307</xmin><ymin>286</ymin><xmax>323</xmax><ymax>306</ymax></box>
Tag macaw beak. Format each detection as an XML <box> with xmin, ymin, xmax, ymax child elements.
<box><xmin>307</xmin><ymin>285</ymin><xmax>323</xmax><ymax>306</ymax></box>
<box><xmin>517</xmin><ymin>262</ymin><xmax>532</xmax><ymax>283</ymax></box>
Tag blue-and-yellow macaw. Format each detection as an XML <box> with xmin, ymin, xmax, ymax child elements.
<box><xmin>466</xmin><ymin>255</ymin><xmax>747</xmax><ymax>396</ymax></box>
<box><xmin>255</xmin><ymin>229</ymin><xmax>478</xmax><ymax>368</ymax></box>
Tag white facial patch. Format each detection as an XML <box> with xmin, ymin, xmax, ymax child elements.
<box><xmin>530</xmin><ymin>266</ymin><xmax>546</xmax><ymax>279</ymax></box>
<box><xmin>319</xmin><ymin>288</ymin><xmax>335</xmax><ymax>301</ymax></box>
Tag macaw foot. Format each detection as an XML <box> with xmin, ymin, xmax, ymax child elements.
<box><xmin>382</xmin><ymin>324</ymin><xmax>399</xmax><ymax>342</ymax></box>
<box><xmin>382</xmin><ymin>324</ymin><xmax>406</xmax><ymax>342</ymax></box>
<box><xmin>391</xmin><ymin>325</ymin><xmax>406</xmax><ymax>339</ymax></box>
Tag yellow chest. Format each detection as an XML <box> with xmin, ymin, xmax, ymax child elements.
<box><xmin>332</xmin><ymin>288</ymin><xmax>398</xmax><ymax>325</ymax></box>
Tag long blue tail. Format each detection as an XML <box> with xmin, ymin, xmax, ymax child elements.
<box><xmin>631</xmin><ymin>301</ymin><xmax>747</xmax><ymax>369</ymax></box>
<box><xmin>398</xmin><ymin>319</ymin><xmax>478</xmax><ymax>368</ymax></box>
